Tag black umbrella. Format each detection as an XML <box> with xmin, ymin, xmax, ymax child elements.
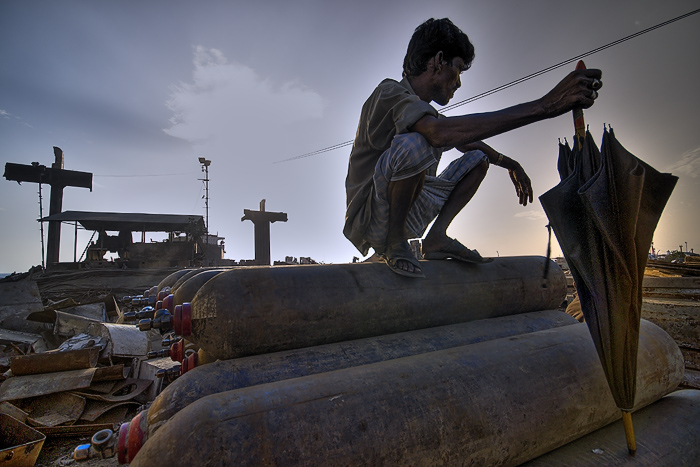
<box><xmin>540</xmin><ymin>64</ymin><xmax>678</xmax><ymax>454</ymax></box>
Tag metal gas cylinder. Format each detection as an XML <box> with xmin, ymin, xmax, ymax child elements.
<box><xmin>155</xmin><ymin>269</ymin><xmax>193</xmax><ymax>294</ymax></box>
<box><xmin>169</xmin><ymin>267</ymin><xmax>230</xmax><ymax>293</ymax></box>
<box><xmin>184</xmin><ymin>256</ymin><xmax>567</xmax><ymax>359</ymax></box>
<box><xmin>168</xmin><ymin>269</ymin><xmax>229</xmax><ymax>311</ymax></box>
<box><xmin>129</xmin><ymin>319</ymin><xmax>683</xmax><ymax>466</ymax></box>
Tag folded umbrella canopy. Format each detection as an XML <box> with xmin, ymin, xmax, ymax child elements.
<box><xmin>540</xmin><ymin>126</ymin><xmax>677</xmax><ymax>454</ymax></box>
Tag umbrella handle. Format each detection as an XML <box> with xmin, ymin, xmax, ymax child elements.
<box><xmin>622</xmin><ymin>411</ymin><xmax>637</xmax><ymax>455</ymax></box>
<box><xmin>572</xmin><ymin>60</ymin><xmax>587</xmax><ymax>150</ymax></box>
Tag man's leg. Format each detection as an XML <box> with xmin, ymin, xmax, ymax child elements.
<box><xmin>422</xmin><ymin>159</ymin><xmax>488</xmax><ymax>255</ymax></box>
<box><xmin>386</xmin><ymin>172</ymin><xmax>425</xmax><ymax>275</ymax></box>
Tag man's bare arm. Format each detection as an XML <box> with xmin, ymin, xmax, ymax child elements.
<box><xmin>411</xmin><ymin>68</ymin><xmax>602</xmax><ymax>149</ymax></box>
<box><xmin>458</xmin><ymin>140</ymin><xmax>533</xmax><ymax>206</ymax></box>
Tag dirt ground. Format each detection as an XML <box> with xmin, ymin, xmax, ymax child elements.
<box><xmin>34</xmin><ymin>409</ymin><xmax>139</xmax><ymax>467</ymax></box>
<box><xmin>36</xmin><ymin>435</ymin><xmax>120</xmax><ymax>467</ymax></box>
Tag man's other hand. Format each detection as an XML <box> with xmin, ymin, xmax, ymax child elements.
<box><xmin>509</xmin><ymin>165</ymin><xmax>533</xmax><ymax>206</ymax></box>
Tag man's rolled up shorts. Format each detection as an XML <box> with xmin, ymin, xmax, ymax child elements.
<box><xmin>364</xmin><ymin>132</ymin><xmax>488</xmax><ymax>253</ymax></box>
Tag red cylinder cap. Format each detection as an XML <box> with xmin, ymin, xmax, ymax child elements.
<box><xmin>173</xmin><ymin>304</ymin><xmax>182</xmax><ymax>336</ymax></box>
<box><xmin>170</xmin><ymin>340</ymin><xmax>184</xmax><ymax>362</ymax></box>
<box><xmin>117</xmin><ymin>422</ymin><xmax>130</xmax><ymax>464</ymax></box>
<box><xmin>126</xmin><ymin>411</ymin><xmax>145</xmax><ymax>463</ymax></box>
<box><xmin>181</xmin><ymin>302</ymin><xmax>192</xmax><ymax>337</ymax></box>
<box><xmin>163</xmin><ymin>294</ymin><xmax>174</xmax><ymax>313</ymax></box>
<box><xmin>180</xmin><ymin>351</ymin><xmax>199</xmax><ymax>375</ymax></box>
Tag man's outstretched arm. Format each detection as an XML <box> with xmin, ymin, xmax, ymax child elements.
<box><xmin>411</xmin><ymin>68</ymin><xmax>602</xmax><ymax>149</ymax></box>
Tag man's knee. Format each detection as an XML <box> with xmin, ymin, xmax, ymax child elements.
<box><xmin>476</xmin><ymin>158</ymin><xmax>489</xmax><ymax>178</ymax></box>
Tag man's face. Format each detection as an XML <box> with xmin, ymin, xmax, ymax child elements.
<box><xmin>433</xmin><ymin>56</ymin><xmax>467</xmax><ymax>106</ymax></box>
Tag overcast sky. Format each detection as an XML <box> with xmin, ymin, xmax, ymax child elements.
<box><xmin>2</xmin><ymin>0</ymin><xmax>699</xmax><ymax>273</ymax></box>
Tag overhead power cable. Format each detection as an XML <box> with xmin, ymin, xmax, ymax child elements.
<box><xmin>93</xmin><ymin>172</ymin><xmax>197</xmax><ymax>178</ymax></box>
<box><xmin>275</xmin><ymin>8</ymin><xmax>700</xmax><ymax>164</ymax></box>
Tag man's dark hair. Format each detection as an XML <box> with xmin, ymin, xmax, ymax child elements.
<box><xmin>402</xmin><ymin>18</ymin><xmax>475</xmax><ymax>77</ymax></box>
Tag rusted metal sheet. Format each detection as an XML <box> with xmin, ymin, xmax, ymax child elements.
<box><xmin>93</xmin><ymin>364</ymin><xmax>128</xmax><ymax>382</ymax></box>
<box><xmin>37</xmin><ymin>422</ymin><xmax>114</xmax><ymax>438</ymax></box>
<box><xmin>0</xmin><ymin>401</ymin><xmax>28</xmax><ymax>424</ymax></box>
<box><xmin>10</xmin><ymin>347</ymin><xmax>100</xmax><ymax>376</ymax></box>
<box><xmin>84</xmin><ymin>404</ymin><xmax>130</xmax><ymax>425</ymax></box>
<box><xmin>28</xmin><ymin>301</ymin><xmax>107</xmax><ymax>324</ymax></box>
<box><xmin>0</xmin><ymin>328</ymin><xmax>47</xmax><ymax>354</ymax></box>
<box><xmin>24</xmin><ymin>392</ymin><xmax>86</xmax><ymax>427</ymax></box>
<box><xmin>0</xmin><ymin>277</ymin><xmax>50</xmax><ymax>335</ymax></box>
<box><xmin>88</xmin><ymin>323</ymin><xmax>149</xmax><ymax>358</ymax></box>
<box><xmin>86</xmin><ymin>380</ymin><xmax>117</xmax><ymax>394</ymax></box>
<box><xmin>0</xmin><ymin>413</ymin><xmax>46</xmax><ymax>466</ymax></box>
<box><xmin>53</xmin><ymin>310</ymin><xmax>100</xmax><ymax>338</ymax></box>
<box><xmin>0</xmin><ymin>368</ymin><xmax>96</xmax><ymax>402</ymax></box>
<box><xmin>73</xmin><ymin>378</ymin><xmax>151</xmax><ymax>403</ymax></box>
<box><xmin>136</xmin><ymin>357</ymin><xmax>180</xmax><ymax>402</ymax></box>
<box><xmin>79</xmin><ymin>399</ymin><xmax>138</xmax><ymax>422</ymax></box>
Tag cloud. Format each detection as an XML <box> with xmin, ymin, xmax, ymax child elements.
<box><xmin>0</xmin><ymin>109</ymin><xmax>10</xmax><ymax>118</ymax></box>
<box><xmin>666</xmin><ymin>147</ymin><xmax>700</xmax><ymax>178</ymax></box>
<box><xmin>513</xmin><ymin>210</ymin><xmax>546</xmax><ymax>220</ymax></box>
<box><xmin>163</xmin><ymin>46</ymin><xmax>324</xmax><ymax>147</ymax></box>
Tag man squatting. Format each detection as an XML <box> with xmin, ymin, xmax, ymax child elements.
<box><xmin>344</xmin><ymin>18</ymin><xmax>602</xmax><ymax>278</ymax></box>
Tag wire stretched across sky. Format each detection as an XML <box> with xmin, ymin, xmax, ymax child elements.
<box><xmin>275</xmin><ymin>8</ymin><xmax>700</xmax><ymax>164</ymax></box>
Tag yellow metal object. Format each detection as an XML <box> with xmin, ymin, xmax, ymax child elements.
<box><xmin>622</xmin><ymin>410</ymin><xmax>637</xmax><ymax>455</ymax></box>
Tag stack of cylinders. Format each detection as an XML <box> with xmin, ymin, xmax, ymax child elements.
<box><xmin>141</xmin><ymin>310</ymin><xmax>578</xmax><ymax>441</ymax></box>
<box><xmin>130</xmin><ymin>319</ymin><xmax>683</xmax><ymax>466</ymax></box>
<box><xmin>186</xmin><ymin>256</ymin><xmax>567</xmax><ymax>360</ymax></box>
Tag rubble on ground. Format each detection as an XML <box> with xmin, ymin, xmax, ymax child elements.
<box><xmin>0</xmin><ymin>269</ymin><xmax>180</xmax><ymax>466</ymax></box>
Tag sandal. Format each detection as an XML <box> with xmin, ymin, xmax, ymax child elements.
<box><xmin>423</xmin><ymin>238</ymin><xmax>493</xmax><ymax>264</ymax></box>
<box><xmin>382</xmin><ymin>241</ymin><xmax>425</xmax><ymax>278</ymax></box>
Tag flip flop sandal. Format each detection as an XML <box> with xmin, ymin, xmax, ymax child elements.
<box><xmin>423</xmin><ymin>239</ymin><xmax>493</xmax><ymax>264</ymax></box>
<box><xmin>382</xmin><ymin>241</ymin><xmax>425</xmax><ymax>278</ymax></box>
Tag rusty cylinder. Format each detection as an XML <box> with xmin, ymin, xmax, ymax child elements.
<box><xmin>168</xmin><ymin>269</ymin><xmax>228</xmax><ymax>311</ymax></box>
<box><xmin>186</xmin><ymin>256</ymin><xmax>566</xmax><ymax>359</ymax></box>
<box><xmin>155</xmin><ymin>268</ymin><xmax>194</xmax><ymax>294</ymax></box>
<box><xmin>130</xmin><ymin>319</ymin><xmax>683</xmax><ymax>467</ymax></box>
<box><xmin>170</xmin><ymin>267</ymin><xmax>232</xmax><ymax>293</ymax></box>
<box><xmin>140</xmin><ymin>310</ymin><xmax>578</xmax><ymax>443</ymax></box>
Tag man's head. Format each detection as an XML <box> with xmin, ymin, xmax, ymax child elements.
<box><xmin>402</xmin><ymin>18</ymin><xmax>475</xmax><ymax>79</ymax></box>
